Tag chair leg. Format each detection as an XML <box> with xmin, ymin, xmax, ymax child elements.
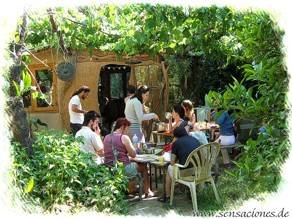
<box><xmin>189</xmin><ymin>184</ymin><xmax>198</xmax><ymax>212</ymax></box>
<box><xmin>221</xmin><ymin>148</ymin><xmax>231</xmax><ymax>164</ymax></box>
<box><xmin>155</xmin><ymin>166</ymin><xmax>158</xmax><ymax>189</ymax></box>
<box><xmin>210</xmin><ymin>178</ymin><xmax>220</xmax><ymax>203</ymax></box>
<box><xmin>170</xmin><ymin>180</ymin><xmax>175</xmax><ymax>206</ymax></box>
<box><xmin>214</xmin><ymin>158</ymin><xmax>219</xmax><ymax>182</ymax></box>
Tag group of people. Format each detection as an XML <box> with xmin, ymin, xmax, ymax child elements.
<box><xmin>68</xmin><ymin>85</ymin><xmax>159</xmax><ymax>197</ymax></box>
<box><xmin>67</xmin><ymin>84</ymin><xmax>236</xmax><ymax>200</ymax></box>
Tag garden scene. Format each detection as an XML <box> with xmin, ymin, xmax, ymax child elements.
<box><xmin>3</xmin><ymin>3</ymin><xmax>290</xmax><ymax>217</ymax></box>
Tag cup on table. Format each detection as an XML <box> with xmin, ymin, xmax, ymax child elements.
<box><xmin>165</xmin><ymin>112</ymin><xmax>172</xmax><ymax>120</ymax></box>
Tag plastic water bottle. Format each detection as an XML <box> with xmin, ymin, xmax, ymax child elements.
<box><xmin>132</xmin><ymin>134</ymin><xmax>140</xmax><ymax>153</ymax></box>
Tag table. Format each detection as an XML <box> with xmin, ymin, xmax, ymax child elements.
<box><xmin>152</xmin><ymin>123</ymin><xmax>219</xmax><ymax>143</ymax></box>
<box><xmin>132</xmin><ymin>154</ymin><xmax>170</xmax><ymax>200</ymax></box>
<box><xmin>149</xmin><ymin>160</ymin><xmax>169</xmax><ymax>201</ymax></box>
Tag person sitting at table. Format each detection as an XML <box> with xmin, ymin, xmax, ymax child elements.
<box><xmin>213</xmin><ymin>110</ymin><xmax>235</xmax><ymax>167</ymax></box>
<box><xmin>158</xmin><ymin>126</ymin><xmax>200</xmax><ymax>202</ymax></box>
<box><xmin>182</xmin><ymin>99</ymin><xmax>196</xmax><ymax>124</ymax></box>
<box><xmin>75</xmin><ymin>111</ymin><xmax>104</xmax><ymax>164</ymax></box>
<box><xmin>168</xmin><ymin>104</ymin><xmax>192</xmax><ymax>133</ymax></box>
<box><xmin>103</xmin><ymin>118</ymin><xmax>154</xmax><ymax>198</ymax></box>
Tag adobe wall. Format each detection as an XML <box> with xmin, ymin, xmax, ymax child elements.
<box><xmin>28</xmin><ymin>49</ymin><xmax>163</xmax><ymax>132</ymax></box>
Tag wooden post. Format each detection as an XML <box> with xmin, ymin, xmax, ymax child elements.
<box><xmin>161</xmin><ymin>61</ymin><xmax>169</xmax><ymax>113</ymax></box>
<box><xmin>129</xmin><ymin>64</ymin><xmax>137</xmax><ymax>86</ymax></box>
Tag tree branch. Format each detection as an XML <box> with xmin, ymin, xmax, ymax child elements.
<box><xmin>47</xmin><ymin>8</ymin><xmax>72</xmax><ymax>56</ymax></box>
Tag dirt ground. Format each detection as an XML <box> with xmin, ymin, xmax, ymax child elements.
<box><xmin>127</xmin><ymin>183</ymin><xmax>194</xmax><ymax>216</ymax></box>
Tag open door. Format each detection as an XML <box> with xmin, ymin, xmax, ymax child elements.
<box><xmin>98</xmin><ymin>64</ymin><xmax>131</xmax><ymax>134</ymax></box>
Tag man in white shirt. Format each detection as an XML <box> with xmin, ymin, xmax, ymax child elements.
<box><xmin>68</xmin><ymin>85</ymin><xmax>90</xmax><ymax>136</ymax></box>
<box><xmin>76</xmin><ymin>111</ymin><xmax>104</xmax><ymax>164</ymax></box>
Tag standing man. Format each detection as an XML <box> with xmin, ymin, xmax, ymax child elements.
<box><xmin>76</xmin><ymin>111</ymin><xmax>104</xmax><ymax>164</ymax></box>
<box><xmin>68</xmin><ymin>85</ymin><xmax>90</xmax><ymax>136</ymax></box>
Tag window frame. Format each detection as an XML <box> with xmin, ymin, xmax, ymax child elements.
<box><xmin>25</xmin><ymin>64</ymin><xmax>58</xmax><ymax>113</ymax></box>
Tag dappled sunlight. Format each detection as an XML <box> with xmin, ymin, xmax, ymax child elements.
<box><xmin>1</xmin><ymin>0</ymin><xmax>291</xmax><ymax>218</ymax></box>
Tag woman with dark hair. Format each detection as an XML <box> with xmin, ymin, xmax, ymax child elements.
<box><xmin>124</xmin><ymin>85</ymin><xmax>159</xmax><ymax>150</ymax></box>
<box><xmin>168</xmin><ymin>104</ymin><xmax>192</xmax><ymax>132</ymax></box>
<box><xmin>68</xmin><ymin>85</ymin><xmax>90</xmax><ymax>136</ymax></box>
<box><xmin>124</xmin><ymin>85</ymin><xmax>136</xmax><ymax>104</ymax></box>
<box><xmin>214</xmin><ymin>110</ymin><xmax>235</xmax><ymax>167</ymax></box>
<box><xmin>103</xmin><ymin>118</ymin><xmax>153</xmax><ymax>197</ymax></box>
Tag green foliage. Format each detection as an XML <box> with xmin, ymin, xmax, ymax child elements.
<box><xmin>11</xmin><ymin>130</ymin><xmax>129</xmax><ymax>213</ymax></box>
<box><xmin>13</xmin><ymin>70</ymin><xmax>32</xmax><ymax>97</ymax></box>
<box><xmin>165</xmin><ymin>55</ymin><xmax>192</xmax><ymax>105</ymax></box>
<box><xmin>23</xmin><ymin>5</ymin><xmax>285</xmax><ymax>106</ymax></box>
<box><xmin>206</xmin><ymin>57</ymin><xmax>288</xmax><ymax>193</ymax></box>
<box><xmin>16</xmin><ymin>3</ymin><xmax>289</xmax><ymax>207</ymax></box>
<box><xmin>232</xmin><ymin>131</ymin><xmax>289</xmax><ymax>193</ymax></box>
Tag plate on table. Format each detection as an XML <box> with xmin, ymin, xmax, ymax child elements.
<box><xmin>135</xmin><ymin>154</ymin><xmax>157</xmax><ymax>162</ymax></box>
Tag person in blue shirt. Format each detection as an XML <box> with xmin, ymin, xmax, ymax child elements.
<box><xmin>214</xmin><ymin>110</ymin><xmax>235</xmax><ymax>166</ymax></box>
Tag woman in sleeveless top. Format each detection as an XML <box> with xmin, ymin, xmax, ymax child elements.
<box><xmin>103</xmin><ymin>118</ymin><xmax>154</xmax><ymax>197</ymax></box>
<box><xmin>168</xmin><ymin>104</ymin><xmax>192</xmax><ymax>133</ymax></box>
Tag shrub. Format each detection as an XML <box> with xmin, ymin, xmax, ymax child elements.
<box><xmin>11</xmin><ymin>130</ymin><xmax>128</xmax><ymax>214</ymax></box>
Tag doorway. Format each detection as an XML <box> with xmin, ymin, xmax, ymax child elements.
<box><xmin>98</xmin><ymin>64</ymin><xmax>131</xmax><ymax>134</ymax></box>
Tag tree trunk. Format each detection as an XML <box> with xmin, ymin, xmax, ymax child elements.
<box><xmin>7</xmin><ymin>12</ymin><xmax>33</xmax><ymax>156</ymax></box>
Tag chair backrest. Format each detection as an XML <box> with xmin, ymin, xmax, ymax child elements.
<box><xmin>183</xmin><ymin>142</ymin><xmax>220</xmax><ymax>180</ymax></box>
<box><xmin>195</xmin><ymin>106</ymin><xmax>211</xmax><ymax>122</ymax></box>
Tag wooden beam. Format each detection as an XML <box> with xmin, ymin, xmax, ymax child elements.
<box><xmin>161</xmin><ymin>61</ymin><xmax>169</xmax><ymax>112</ymax></box>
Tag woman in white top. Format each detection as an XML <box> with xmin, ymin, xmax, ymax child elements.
<box><xmin>124</xmin><ymin>85</ymin><xmax>136</xmax><ymax>104</ymax></box>
<box><xmin>124</xmin><ymin>85</ymin><xmax>159</xmax><ymax>150</ymax></box>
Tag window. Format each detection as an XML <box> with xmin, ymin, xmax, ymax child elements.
<box><xmin>110</xmin><ymin>73</ymin><xmax>124</xmax><ymax>99</ymax></box>
<box><xmin>24</xmin><ymin>64</ymin><xmax>58</xmax><ymax>112</ymax></box>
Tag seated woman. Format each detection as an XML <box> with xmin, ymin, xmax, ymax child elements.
<box><xmin>181</xmin><ymin>99</ymin><xmax>196</xmax><ymax>124</ymax></box>
<box><xmin>214</xmin><ymin>110</ymin><xmax>235</xmax><ymax>166</ymax></box>
<box><xmin>168</xmin><ymin>104</ymin><xmax>192</xmax><ymax>133</ymax></box>
<box><xmin>103</xmin><ymin>118</ymin><xmax>153</xmax><ymax>197</ymax></box>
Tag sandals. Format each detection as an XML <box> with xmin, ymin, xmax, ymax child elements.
<box><xmin>144</xmin><ymin>191</ymin><xmax>155</xmax><ymax>198</ymax></box>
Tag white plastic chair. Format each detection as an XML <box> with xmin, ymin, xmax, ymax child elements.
<box><xmin>170</xmin><ymin>142</ymin><xmax>221</xmax><ymax>212</ymax></box>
